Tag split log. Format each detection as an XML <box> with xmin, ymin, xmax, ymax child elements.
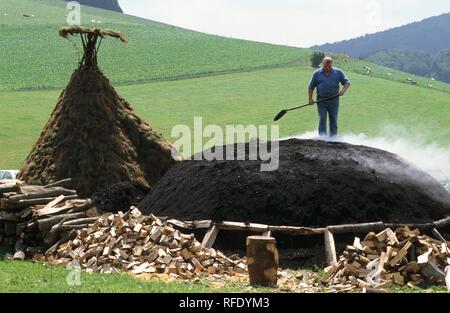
<box><xmin>62</xmin><ymin>217</ymin><xmax>98</xmax><ymax>226</ymax></box>
<box><xmin>216</xmin><ymin>221</ymin><xmax>269</xmax><ymax>232</ymax></box>
<box><xmin>4</xmin><ymin>221</ymin><xmax>17</xmax><ymax>236</ymax></box>
<box><xmin>66</xmin><ymin>199</ymin><xmax>93</xmax><ymax>214</ymax></box>
<box><xmin>327</xmin><ymin>222</ymin><xmax>385</xmax><ymax>234</ymax></box>
<box><xmin>246</xmin><ymin>236</ymin><xmax>279</xmax><ymax>287</ymax></box>
<box><xmin>58</xmin><ymin>224</ymin><xmax>90</xmax><ymax>231</ymax></box>
<box><xmin>8</xmin><ymin>187</ymin><xmax>76</xmax><ymax>202</ymax></box>
<box><xmin>2</xmin><ymin>195</ymin><xmax>78</xmax><ymax>210</ymax></box>
<box><xmin>45</xmin><ymin>216</ymin><xmax>71</xmax><ymax>246</ymax></box>
<box><xmin>37</xmin><ymin>212</ymin><xmax>86</xmax><ymax>232</ymax></box>
<box><xmin>182</xmin><ymin>220</ymin><xmax>212</xmax><ymax>229</ymax></box>
<box><xmin>269</xmin><ymin>225</ymin><xmax>325</xmax><ymax>235</ymax></box>
<box><xmin>44</xmin><ymin>178</ymin><xmax>72</xmax><ymax>189</ymax></box>
<box><xmin>13</xmin><ymin>240</ymin><xmax>27</xmax><ymax>260</ymax></box>
<box><xmin>201</xmin><ymin>226</ymin><xmax>219</xmax><ymax>249</ymax></box>
<box><xmin>0</xmin><ymin>183</ymin><xmax>20</xmax><ymax>194</ymax></box>
<box><xmin>45</xmin><ymin>230</ymin><xmax>77</xmax><ymax>255</ymax></box>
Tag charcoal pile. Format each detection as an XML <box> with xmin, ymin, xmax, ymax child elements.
<box><xmin>327</xmin><ymin>227</ymin><xmax>450</xmax><ymax>291</ymax></box>
<box><xmin>42</xmin><ymin>207</ymin><xmax>247</xmax><ymax>277</ymax></box>
<box><xmin>92</xmin><ymin>182</ymin><xmax>150</xmax><ymax>214</ymax></box>
<box><xmin>18</xmin><ymin>27</ymin><xmax>178</xmax><ymax>197</ymax></box>
<box><xmin>139</xmin><ymin>139</ymin><xmax>450</xmax><ymax>227</ymax></box>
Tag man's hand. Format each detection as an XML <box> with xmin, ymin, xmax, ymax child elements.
<box><xmin>339</xmin><ymin>83</ymin><xmax>350</xmax><ymax>97</ymax></box>
<box><xmin>308</xmin><ymin>98</ymin><xmax>315</xmax><ymax>105</ymax></box>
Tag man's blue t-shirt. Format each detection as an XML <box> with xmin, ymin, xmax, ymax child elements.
<box><xmin>309</xmin><ymin>68</ymin><xmax>350</xmax><ymax>101</ymax></box>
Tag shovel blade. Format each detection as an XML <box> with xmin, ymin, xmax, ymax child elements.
<box><xmin>274</xmin><ymin>110</ymin><xmax>287</xmax><ymax>121</ymax></box>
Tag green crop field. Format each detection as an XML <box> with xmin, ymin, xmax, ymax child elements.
<box><xmin>0</xmin><ymin>0</ymin><xmax>449</xmax><ymax>293</ymax></box>
<box><xmin>0</xmin><ymin>0</ymin><xmax>308</xmax><ymax>90</ymax></box>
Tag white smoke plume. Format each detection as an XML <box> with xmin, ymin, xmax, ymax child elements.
<box><xmin>286</xmin><ymin>126</ymin><xmax>450</xmax><ymax>191</ymax></box>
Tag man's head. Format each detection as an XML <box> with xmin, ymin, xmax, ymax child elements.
<box><xmin>322</xmin><ymin>56</ymin><xmax>333</xmax><ymax>73</ymax></box>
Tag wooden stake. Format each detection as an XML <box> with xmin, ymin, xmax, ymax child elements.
<box><xmin>324</xmin><ymin>229</ymin><xmax>337</xmax><ymax>267</ymax></box>
<box><xmin>201</xmin><ymin>226</ymin><xmax>219</xmax><ymax>249</ymax></box>
<box><xmin>246</xmin><ymin>236</ymin><xmax>279</xmax><ymax>287</ymax></box>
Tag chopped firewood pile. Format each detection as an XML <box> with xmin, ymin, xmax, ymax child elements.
<box><xmin>0</xmin><ymin>179</ymin><xmax>96</xmax><ymax>258</ymax></box>
<box><xmin>40</xmin><ymin>207</ymin><xmax>247</xmax><ymax>277</ymax></box>
<box><xmin>1</xmin><ymin>180</ymin><xmax>247</xmax><ymax>278</ymax></box>
<box><xmin>327</xmin><ymin>227</ymin><xmax>450</xmax><ymax>291</ymax></box>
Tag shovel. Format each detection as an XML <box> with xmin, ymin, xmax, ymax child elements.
<box><xmin>274</xmin><ymin>94</ymin><xmax>340</xmax><ymax>122</ymax></box>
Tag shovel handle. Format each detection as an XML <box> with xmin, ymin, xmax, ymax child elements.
<box><xmin>287</xmin><ymin>94</ymin><xmax>340</xmax><ymax>112</ymax></box>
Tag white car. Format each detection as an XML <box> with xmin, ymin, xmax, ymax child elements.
<box><xmin>0</xmin><ymin>170</ymin><xmax>19</xmax><ymax>181</ymax></box>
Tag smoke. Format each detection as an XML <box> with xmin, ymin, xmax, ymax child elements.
<box><xmin>288</xmin><ymin>126</ymin><xmax>450</xmax><ymax>188</ymax></box>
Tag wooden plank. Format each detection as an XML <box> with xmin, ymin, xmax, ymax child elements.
<box><xmin>183</xmin><ymin>220</ymin><xmax>212</xmax><ymax>229</ymax></box>
<box><xmin>324</xmin><ymin>229</ymin><xmax>337</xmax><ymax>267</ymax></box>
<box><xmin>201</xmin><ymin>226</ymin><xmax>219</xmax><ymax>249</ymax></box>
<box><xmin>166</xmin><ymin>219</ymin><xmax>189</xmax><ymax>229</ymax></box>
<box><xmin>327</xmin><ymin>222</ymin><xmax>385</xmax><ymax>234</ymax></box>
<box><xmin>9</xmin><ymin>187</ymin><xmax>76</xmax><ymax>202</ymax></box>
<box><xmin>215</xmin><ymin>221</ymin><xmax>269</xmax><ymax>232</ymax></box>
<box><xmin>44</xmin><ymin>178</ymin><xmax>72</xmax><ymax>189</ymax></box>
<box><xmin>433</xmin><ymin>216</ymin><xmax>450</xmax><ymax>229</ymax></box>
<box><xmin>2</xmin><ymin>195</ymin><xmax>78</xmax><ymax>210</ymax></box>
<box><xmin>269</xmin><ymin>225</ymin><xmax>325</xmax><ymax>235</ymax></box>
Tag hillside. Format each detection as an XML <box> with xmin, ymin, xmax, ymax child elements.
<box><xmin>366</xmin><ymin>49</ymin><xmax>450</xmax><ymax>83</ymax></box>
<box><xmin>0</xmin><ymin>0</ymin><xmax>449</xmax><ymax>170</ymax></box>
<box><xmin>64</xmin><ymin>0</ymin><xmax>123</xmax><ymax>12</ymax></box>
<box><xmin>313</xmin><ymin>13</ymin><xmax>450</xmax><ymax>82</ymax></box>
<box><xmin>0</xmin><ymin>0</ymin><xmax>308</xmax><ymax>90</ymax></box>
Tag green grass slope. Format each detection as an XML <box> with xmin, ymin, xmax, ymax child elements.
<box><xmin>0</xmin><ymin>0</ymin><xmax>308</xmax><ymax>90</ymax></box>
<box><xmin>1</xmin><ymin>66</ymin><xmax>448</xmax><ymax>169</ymax></box>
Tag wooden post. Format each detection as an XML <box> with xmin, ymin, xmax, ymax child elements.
<box><xmin>246</xmin><ymin>236</ymin><xmax>279</xmax><ymax>287</ymax></box>
<box><xmin>324</xmin><ymin>229</ymin><xmax>337</xmax><ymax>267</ymax></box>
<box><xmin>201</xmin><ymin>226</ymin><xmax>219</xmax><ymax>249</ymax></box>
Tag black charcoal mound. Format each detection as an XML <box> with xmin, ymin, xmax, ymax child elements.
<box><xmin>139</xmin><ymin>139</ymin><xmax>450</xmax><ymax>227</ymax></box>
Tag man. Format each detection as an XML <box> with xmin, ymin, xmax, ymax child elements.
<box><xmin>308</xmin><ymin>56</ymin><xmax>350</xmax><ymax>137</ymax></box>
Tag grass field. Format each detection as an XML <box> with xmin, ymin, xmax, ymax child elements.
<box><xmin>0</xmin><ymin>246</ymin><xmax>251</xmax><ymax>292</ymax></box>
<box><xmin>1</xmin><ymin>66</ymin><xmax>449</xmax><ymax>169</ymax></box>
<box><xmin>1</xmin><ymin>0</ymin><xmax>449</xmax><ymax>293</ymax></box>
<box><xmin>0</xmin><ymin>0</ymin><xmax>309</xmax><ymax>90</ymax></box>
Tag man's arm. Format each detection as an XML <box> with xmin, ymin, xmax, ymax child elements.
<box><xmin>308</xmin><ymin>72</ymin><xmax>317</xmax><ymax>105</ymax></box>
<box><xmin>308</xmin><ymin>88</ymin><xmax>315</xmax><ymax>105</ymax></box>
<box><xmin>338</xmin><ymin>70</ymin><xmax>351</xmax><ymax>96</ymax></box>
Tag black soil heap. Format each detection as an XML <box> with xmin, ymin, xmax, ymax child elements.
<box><xmin>18</xmin><ymin>27</ymin><xmax>177</xmax><ymax>197</ymax></box>
<box><xmin>139</xmin><ymin>139</ymin><xmax>450</xmax><ymax>227</ymax></box>
<box><xmin>92</xmin><ymin>182</ymin><xmax>150</xmax><ymax>214</ymax></box>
